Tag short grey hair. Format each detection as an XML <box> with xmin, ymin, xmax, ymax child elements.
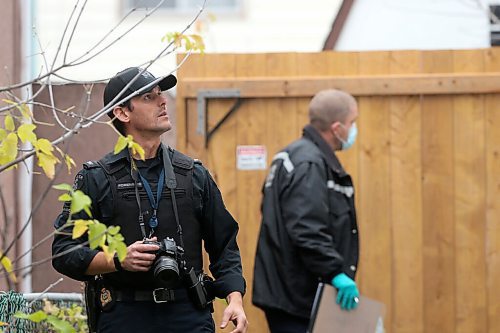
<box><xmin>308</xmin><ymin>89</ymin><xmax>357</xmax><ymax>131</ymax></box>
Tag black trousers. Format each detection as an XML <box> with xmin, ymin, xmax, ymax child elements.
<box><xmin>97</xmin><ymin>298</ymin><xmax>214</xmax><ymax>333</ymax></box>
<box><xmin>264</xmin><ymin>308</ymin><xmax>309</xmax><ymax>333</ymax></box>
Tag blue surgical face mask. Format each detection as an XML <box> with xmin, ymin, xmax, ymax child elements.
<box><xmin>338</xmin><ymin>123</ymin><xmax>357</xmax><ymax>150</ymax></box>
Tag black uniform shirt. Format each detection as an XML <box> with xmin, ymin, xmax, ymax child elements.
<box><xmin>52</xmin><ymin>147</ymin><xmax>245</xmax><ymax>298</ymax></box>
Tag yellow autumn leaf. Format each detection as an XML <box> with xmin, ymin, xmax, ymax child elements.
<box><xmin>0</xmin><ymin>128</ymin><xmax>6</xmax><ymax>141</ymax></box>
<box><xmin>2</xmin><ymin>99</ymin><xmax>32</xmax><ymax>120</ymax></box>
<box><xmin>72</xmin><ymin>219</ymin><xmax>90</xmax><ymax>239</ymax></box>
<box><xmin>36</xmin><ymin>151</ymin><xmax>59</xmax><ymax>179</ymax></box>
<box><xmin>0</xmin><ymin>252</ymin><xmax>17</xmax><ymax>283</ymax></box>
<box><xmin>114</xmin><ymin>135</ymin><xmax>128</xmax><ymax>154</ymax></box>
<box><xmin>4</xmin><ymin>115</ymin><xmax>15</xmax><ymax>132</ymax></box>
<box><xmin>64</xmin><ymin>154</ymin><xmax>76</xmax><ymax>173</ymax></box>
<box><xmin>17</xmin><ymin>123</ymin><xmax>37</xmax><ymax>144</ymax></box>
<box><xmin>0</xmin><ymin>133</ymin><xmax>19</xmax><ymax>165</ymax></box>
<box><xmin>34</xmin><ymin>138</ymin><xmax>54</xmax><ymax>155</ymax></box>
<box><xmin>130</xmin><ymin>141</ymin><xmax>145</xmax><ymax>160</ymax></box>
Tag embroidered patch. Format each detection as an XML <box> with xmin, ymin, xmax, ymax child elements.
<box><xmin>100</xmin><ymin>287</ymin><xmax>112</xmax><ymax>308</ymax></box>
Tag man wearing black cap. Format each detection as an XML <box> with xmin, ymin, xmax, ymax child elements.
<box><xmin>52</xmin><ymin>67</ymin><xmax>248</xmax><ymax>333</ymax></box>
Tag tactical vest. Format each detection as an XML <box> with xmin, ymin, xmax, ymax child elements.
<box><xmin>89</xmin><ymin>149</ymin><xmax>202</xmax><ymax>289</ymax></box>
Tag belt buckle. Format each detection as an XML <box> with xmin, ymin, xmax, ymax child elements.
<box><xmin>153</xmin><ymin>288</ymin><xmax>172</xmax><ymax>303</ymax></box>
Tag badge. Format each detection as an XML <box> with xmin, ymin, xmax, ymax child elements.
<box><xmin>99</xmin><ymin>287</ymin><xmax>115</xmax><ymax>311</ymax></box>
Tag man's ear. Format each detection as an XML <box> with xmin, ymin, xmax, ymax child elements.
<box><xmin>113</xmin><ymin>106</ymin><xmax>130</xmax><ymax>123</ymax></box>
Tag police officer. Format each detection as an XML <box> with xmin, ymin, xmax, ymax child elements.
<box><xmin>252</xmin><ymin>89</ymin><xmax>360</xmax><ymax>333</ymax></box>
<box><xmin>52</xmin><ymin>67</ymin><xmax>248</xmax><ymax>333</ymax></box>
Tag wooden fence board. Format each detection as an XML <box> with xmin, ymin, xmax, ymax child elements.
<box><xmin>389</xmin><ymin>51</ymin><xmax>424</xmax><ymax>333</ymax></box>
<box><xmin>484</xmin><ymin>47</ymin><xmax>500</xmax><ymax>333</ymax></box>
<box><xmin>452</xmin><ymin>49</ymin><xmax>488</xmax><ymax>333</ymax></box>
<box><xmin>357</xmin><ymin>51</ymin><xmax>393</xmax><ymax>331</ymax></box>
<box><xmin>421</xmin><ymin>50</ymin><xmax>456</xmax><ymax>333</ymax></box>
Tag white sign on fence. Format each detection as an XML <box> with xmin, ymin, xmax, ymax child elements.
<box><xmin>236</xmin><ymin>145</ymin><xmax>267</xmax><ymax>170</ymax></box>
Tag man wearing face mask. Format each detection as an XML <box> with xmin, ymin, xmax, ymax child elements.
<box><xmin>252</xmin><ymin>89</ymin><xmax>360</xmax><ymax>333</ymax></box>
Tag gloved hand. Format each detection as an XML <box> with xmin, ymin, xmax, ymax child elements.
<box><xmin>331</xmin><ymin>273</ymin><xmax>359</xmax><ymax>311</ymax></box>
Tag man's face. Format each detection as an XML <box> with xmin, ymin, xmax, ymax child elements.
<box><xmin>125</xmin><ymin>86</ymin><xmax>172</xmax><ymax>135</ymax></box>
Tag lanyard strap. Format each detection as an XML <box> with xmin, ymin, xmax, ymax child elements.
<box><xmin>138</xmin><ymin>169</ymin><xmax>165</xmax><ymax>230</ymax></box>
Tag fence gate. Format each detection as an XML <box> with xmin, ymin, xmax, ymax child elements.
<box><xmin>176</xmin><ymin>50</ymin><xmax>500</xmax><ymax>333</ymax></box>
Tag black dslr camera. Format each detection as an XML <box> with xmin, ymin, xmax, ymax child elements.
<box><xmin>144</xmin><ymin>237</ymin><xmax>214</xmax><ymax>310</ymax></box>
<box><xmin>144</xmin><ymin>237</ymin><xmax>183</xmax><ymax>288</ymax></box>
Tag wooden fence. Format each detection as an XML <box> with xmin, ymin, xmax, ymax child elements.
<box><xmin>176</xmin><ymin>50</ymin><xmax>500</xmax><ymax>333</ymax></box>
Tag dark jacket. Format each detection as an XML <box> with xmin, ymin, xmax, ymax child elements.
<box><xmin>252</xmin><ymin>125</ymin><xmax>359</xmax><ymax>318</ymax></box>
<box><xmin>52</xmin><ymin>146</ymin><xmax>245</xmax><ymax>298</ymax></box>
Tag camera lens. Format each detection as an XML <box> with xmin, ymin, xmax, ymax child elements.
<box><xmin>153</xmin><ymin>256</ymin><xmax>180</xmax><ymax>288</ymax></box>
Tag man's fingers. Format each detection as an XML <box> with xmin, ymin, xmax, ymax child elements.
<box><xmin>220</xmin><ymin>310</ymin><xmax>231</xmax><ymax>329</ymax></box>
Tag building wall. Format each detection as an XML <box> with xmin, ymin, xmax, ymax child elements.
<box><xmin>34</xmin><ymin>0</ymin><xmax>342</xmax><ymax>82</ymax></box>
<box><xmin>336</xmin><ymin>0</ymin><xmax>496</xmax><ymax>51</ymax></box>
<box><xmin>0</xmin><ymin>0</ymin><xmax>21</xmax><ymax>291</ymax></box>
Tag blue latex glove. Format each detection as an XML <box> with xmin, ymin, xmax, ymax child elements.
<box><xmin>331</xmin><ymin>273</ymin><xmax>359</xmax><ymax>311</ymax></box>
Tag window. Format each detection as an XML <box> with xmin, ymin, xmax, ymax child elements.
<box><xmin>490</xmin><ymin>5</ymin><xmax>500</xmax><ymax>46</ymax></box>
<box><xmin>127</xmin><ymin>0</ymin><xmax>240</xmax><ymax>14</ymax></box>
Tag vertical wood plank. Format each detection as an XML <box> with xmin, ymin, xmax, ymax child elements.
<box><xmin>388</xmin><ymin>50</ymin><xmax>424</xmax><ymax>333</ymax></box>
<box><xmin>421</xmin><ymin>50</ymin><xmax>456</xmax><ymax>333</ymax></box>
<box><xmin>235</xmin><ymin>53</ymin><xmax>269</xmax><ymax>333</ymax></box>
<box><xmin>176</xmin><ymin>53</ymin><xmax>205</xmax><ymax>154</ymax></box>
<box><xmin>483</xmin><ymin>48</ymin><xmax>500</xmax><ymax>333</ymax></box>
<box><xmin>453</xmin><ymin>49</ymin><xmax>488</xmax><ymax>333</ymax></box>
<box><xmin>357</xmin><ymin>51</ymin><xmax>393</xmax><ymax>332</ymax></box>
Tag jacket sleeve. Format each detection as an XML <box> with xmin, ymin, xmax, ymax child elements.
<box><xmin>280</xmin><ymin>161</ymin><xmax>344</xmax><ymax>281</ymax></box>
<box><xmin>194</xmin><ymin>164</ymin><xmax>246</xmax><ymax>298</ymax></box>
<box><xmin>51</xmin><ymin>169</ymin><xmax>100</xmax><ymax>281</ymax></box>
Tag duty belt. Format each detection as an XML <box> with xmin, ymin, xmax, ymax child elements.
<box><xmin>115</xmin><ymin>288</ymin><xmax>181</xmax><ymax>303</ymax></box>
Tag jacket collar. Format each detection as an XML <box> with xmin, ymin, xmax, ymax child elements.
<box><xmin>302</xmin><ymin>124</ymin><xmax>346</xmax><ymax>176</ymax></box>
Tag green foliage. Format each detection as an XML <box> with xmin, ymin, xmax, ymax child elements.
<box><xmin>54</xmin><ymin>184</ymin><xmax>128</xmax><ymax>263</ymax></box>
<box><xmin>15</xmin><ymin>300</ymin><xmax>87</xmax><ymax>333</ymax></box>
<box><xmin>161</xmin><ymin>32</ymin><xmax>205</xmax><ymax>53</ymax></box>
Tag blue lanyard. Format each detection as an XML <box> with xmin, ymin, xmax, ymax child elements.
<box><xmin>138</xmin><ymin>169</ymin><xmax>165</xmax><ymax>230</ymax></box>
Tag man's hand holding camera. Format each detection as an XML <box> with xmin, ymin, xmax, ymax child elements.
<box><xmin>120</xmin><ymin>237</ymin><xmax>159</xmax><ymax>272</ymax></box>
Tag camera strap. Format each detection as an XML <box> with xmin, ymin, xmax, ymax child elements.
<box><xmin>161</xmin><ymin>144</ymin><xmax>186</xmax><ymax>251</ymax></box>
<box><xmin>130</xmin><ymin>156</ymin><xmax>147</xmax><ymax>239</ymax></box>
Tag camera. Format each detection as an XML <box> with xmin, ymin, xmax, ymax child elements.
<box><xmin>144</xmin><ymin>237</ymin><xmax>214</xmax><ymax>309</ymax></box>
<box><xmin>144</xmin><ymin>237</ymin><xmax>184</xmax><ymax>288</ymax></box>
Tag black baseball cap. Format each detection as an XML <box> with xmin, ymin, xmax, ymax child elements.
<box><xmin>103</xmin><ymin>67</ymin><xmax>177</xmax><ymax>112</ymax></box>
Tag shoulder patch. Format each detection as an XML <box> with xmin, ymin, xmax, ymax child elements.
<box><xmin>72</xmin><ymin>173</ymin><xmax>85</xmax><ymax>190</ymax></box>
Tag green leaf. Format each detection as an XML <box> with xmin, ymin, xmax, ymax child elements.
<box><xmin>88</xmin><ymin>222</ymin><xmax>106</xmax><ymax>249</ymax></box>
<box><xmin>46</xmin><ymin>315</ymin><xmax>76</xmax><ymax>333</ymax></box>
<box><xmin>17</xmin><ymin>123</ymin><xmax>37</xmax><ymax>144</ymax></box>
<box><xmin>14</xmin><ymin>310</ymin><xmax>47</xmax><ymax>322</ymax></box>
<box><xmin>4</xmin><ymin>115</ymin><xmax>15</xmax><ymax>132</ymax></box>
<box><xmin>58</xmin><ymin>193</ymin><xmax>72</xmax><ymax>202</ymax></box>
<box><xmin>70</xmin><ymin>190</ymin><xmax>92</xmax><ymax>216</ymax></box>
<box><xmin>53</xmin><ymin>183</ymin><xmax>73</xmax><ymax>191</ymax></box>
<box><xmin>114</xmin><ymin>135</ymin><xmax>128</xmax><ymax>154</ymax></box>
<box><xmin>107</xmin><ymin>225</ymin><xmax>120</xmax><ymax>235</ymax></box>
<box><xmin>115</xmin><ymin>241</ymin><xmax>128</xmax><ymax>261</ymax></box>
<box><xmin>72</xmin><ymin>219</ymin><xmax>91</xmax><ymax>239</ymax></box>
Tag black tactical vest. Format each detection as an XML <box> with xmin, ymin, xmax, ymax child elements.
<box><xmin>92</xmin><ymin>148</ymin><xmax>202</xmax><ymax>289</ymax></box>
